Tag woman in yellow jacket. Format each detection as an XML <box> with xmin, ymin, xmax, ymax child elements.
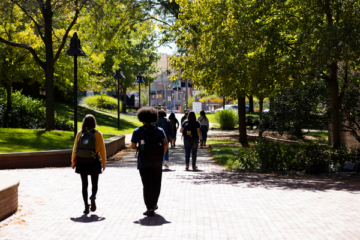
<box><xmin>71</xmin><ymin>114</ymin><xmax>106</xmax><ymax>214</ymax></box>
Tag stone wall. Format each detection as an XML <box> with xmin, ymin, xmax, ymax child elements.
<box><xmin>0</xmin><ymin>173</ymin><xmax>20</xmax><ymax>221</ymax></box>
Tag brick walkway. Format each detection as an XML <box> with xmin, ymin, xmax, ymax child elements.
<box><xmin>1</xmin><ymin>145</ymin><xmax>360</xmax><ymax>239</ymax></box>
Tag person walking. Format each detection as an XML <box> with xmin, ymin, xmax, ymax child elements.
<box><xmin>71</xmin><ymin>114</ymin><xmax>106</xmax><ymax>214</ymax></box>
<box><xmin>168</xmin><ymin>112</ymin><xmax>179</xmax><ymax>148</ymax></box>
<box><xmin>198</xmin><ymin>110</ymin><xmax>210</xmax><ymax>148</ymax></box>
<box><xmin>156</xmin><ymin>110</ymin><xmax>175</xmax><ymax>168</ymax></box>
<box><xmin>131</xmin><ymin>107</ymin><xmax>168</xmax><ymax>216</ymax></box>
<box><xmin>180</xmin><ymin>111</ymin><xmax>203</xmax><ymax>170</ymax></box>
<box><xmin>181</xmin><ymin>112</ymin><xmax>188</xmax><ymax>125</ymax></box>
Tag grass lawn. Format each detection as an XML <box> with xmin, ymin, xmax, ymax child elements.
<box><xmin>55</xmin><ymin>102</ymin><xmax>142</xmax><ymax>135</ymax></box>
<box><xmin>0</xmin><ymin>128</ymin><xmax>112</xmax><ymax>153</ymax></box>
<box><xmin>207</xmin><ymin>140</ymin><xmax>238</xmax><ymax>144</ymax></box>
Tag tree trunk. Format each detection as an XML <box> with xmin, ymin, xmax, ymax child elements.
<box><xmin>259</xmin><ymin>98</ymin><xmax>264</xmax><ymax>138</ymax></box>
<box><xmin>269</xmin><ymin>97</ymin><xmax>274</xmax><ymax>111</ymax></box>
<box><xmin>44</xmin><ymin>7</ymin><xmax>55</xmax><ymax>130</ymax></box>
<box><xmin>238</xmin><ymin>96</ymin><xmax>249</xmax><ymax>147</ymax></box>
<box><xmin>7</xmin><ymin>81</ymin><xmax>12</xmax><ymax>109</ymax></box>
<box><xmin>248</xmin><ymin>95</ymin><xmax>254</xmax><ymax>113</ymax></box>
<box><xmin>328</xmin><ymin>63</ymin><xmax>341</xmax><ymax>148</ymax></box>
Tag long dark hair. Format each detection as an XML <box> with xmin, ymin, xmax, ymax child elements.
<box><xmin>82</xmin><ymin>114</ymin><xmax>97</xmax><ymax>130</ymax></box>
<box><xmin>169</xmin><ymin>112</ymin><xmax>176</xmax><ymax>119</ymax></box>
<box><xmin>187</xmin><ymin>111</ymin><xmax>196</xmax><ymax>122</ymax></box>
<box><xmin>200</xmin><ymin>110</ymin><xmax>206</xmax><ymax>118</ymax></box>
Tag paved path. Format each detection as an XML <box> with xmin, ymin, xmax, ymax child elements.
<box><xmin>1</xmin><ymin>131</ymin><xmax>360</xmax><ymax>239</ymax></box>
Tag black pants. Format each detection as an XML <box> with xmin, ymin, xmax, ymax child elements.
<box><xmin>139</xmin><ymin>166</ymin><xmax>162</xmax><ymax>210</ymax></box>
<box><xmin>80</xmin><ymin>173</ymin><xmax>99</xmax><ymax>205</ymax></box>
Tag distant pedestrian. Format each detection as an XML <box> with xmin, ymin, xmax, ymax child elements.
<box><xmin>156</xmin><ymin>110</ymin><xmax>175</xmax><ymax>168</ymax></box>
<box><xmin>168</xmin><ymin>112</ymin><xmax>179</xmax><ymax>148</ymax></box>
<box><xmin>181</xmin><ymin>112</ymin><xmax>188</xmax><ymax>125</ymax></box>
<box><xmin>131</xmin><ymin>107</ymin><xmax>168</xmax><ymax>216</ymax></box>
<box><xmin>180</xmin><ymin>111</ymin><xmax>203</xmax><ymax>170</ymax></box>
<box><xmin>198</xmin><ymin>110</ymin><xmax>209</xmax><ymax>148</ymax></box>
<box><xmin>71</xmin><ymin>114</ymin><xmax>106</xmax><ymax>214</ymax></box>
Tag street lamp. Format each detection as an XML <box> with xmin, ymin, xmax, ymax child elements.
<box><xmin>65</xmin><ymin>32</ymin><xmax>86</xmax><ymax>137</ymax></box>
<box><xmin>134</xmin><ymin>73</ymin><xmax>145</xmax><ymax>108</ymax></box>
<box><xmin>113</xmin><ymin>65</ymin><xmax>125</xmax><ymax>130</ymax></box>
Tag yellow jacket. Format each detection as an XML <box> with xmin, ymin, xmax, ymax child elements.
<box><xmin>72</xmin><ymin>130</ymin><xmax>107</xmax><ymax>164</ymax></box>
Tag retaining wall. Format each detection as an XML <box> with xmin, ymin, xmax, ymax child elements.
<box><xmin>0</xmin><ymin>135</ymin><xmax>125</xmax><ymax>169</ymax></box>
<box><xmin>0</xmin><ymin>173</ymin><xmax>20</xmax><ymax>221</ymax></box>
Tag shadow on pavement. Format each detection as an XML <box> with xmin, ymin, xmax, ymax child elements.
<box><xmin>163</xmin><ymin>169</ymin><xmax>176</xmax><ymax>172</ymax></box>
<box><xmin>70</xmin><ymin>214</ymin><xmax>106</xmax><ymax>223</ymax></box>
<box><xmin>133</xmin><ymin>214</ymin><xmax>171</xmax><ymax>226</ymax></box>
<box><xmin>177</xmin><ymin>170</ymin><xmax>360</xmax><ymax>192</ymax></box>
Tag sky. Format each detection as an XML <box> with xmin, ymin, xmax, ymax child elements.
<box><xmin>156</xmin><ymin>42</ymin><xmax>177</xmax><ymax>55</ymax></box>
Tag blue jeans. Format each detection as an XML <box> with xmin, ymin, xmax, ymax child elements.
<box><xmin>164</xmin><ymin>141</ymin><xmax>169</xmax><ymax>162</ymax></box>
<box><xmin>184</xmin><ymin>140</ymin><xmax>199</xmax><ymax>166</ymax></box>
<box><xmin>200</xmin><ymin>126</ymin><xmax>208</xmax><ymax>145</ymax></box>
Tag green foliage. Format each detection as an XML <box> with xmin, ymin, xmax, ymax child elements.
<box><xmin>237</xmin><ymin>140</ymin><xmax>359</xmax><ymax>174</ymax></box>
<box><xmin>246</xmin><ymin>116</ymin><xmax>260</xmax><ymax>128</ymax></box>
<box><xmin>83</xmin><ymin>94</ymin><xmax>120</xmax><ymax>111</ymax></box>
<box><xmin>0</xmin><ymin>90</ymin><xmax>73</xmax><ymax>131</ymax></box>
<box><xmin>215</xmin><ymin>110</ymin><xmax>238</xmax><ymax>130</ymax></box>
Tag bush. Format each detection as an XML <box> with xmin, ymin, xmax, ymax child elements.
<box><xmin>83</xmin><ymin>94</ymin><xmax>121</xmax><ymax>111</ymax></box>
<box><xmin>235</xmin><ymin>140</ymin><xmax>360</xmax><ymax>174</ymax></box>
<box><xmin>0</xmin><ymin>90</ymin><xmax>73</xmax><ymax>131</ymax></box>
<box><xmin>215</xmin><ymin>110</ymin><xmax>238</xmax><ymax>130</ymax></box>
<box><xmin>246</xmin><ymin>115</ymin><xmax>260</xmax><ymax>128</ymax></box>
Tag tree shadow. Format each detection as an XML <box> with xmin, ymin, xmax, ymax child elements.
<box><xmin>133</xmin><ymin>214</ymin><xmax>171</xmax><ymax>226</ymax></box>
<box><xmin>176</xmin><ymin>170</ymin><xmax>360</xmax><ymax>192</ymax></box>
<box><xmin>70</xmin><ymin>214</ymin><xmax>106</xmax><ymax>223</ymax></box>
<box><xmin>163</xmin><ymin>169</ymin><xmax>176</xmax><ymax>172</ymax></box>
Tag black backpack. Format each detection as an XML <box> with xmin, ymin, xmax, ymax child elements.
<box><xmin>75</xmin><ymin>129</ymin><xmax>98</xmax><ymax>163</ymax></box>
<box><xmin>140</xmin><ymin>126</ymin><xmax>164</xmax><ymax>166</ymax></box>
<box><xmin>182</xmin><ymin>121</ymin><xmax>198</xmax><ymax>142</ymax></box>
<box><xmin>156</xmin><ymin>118</ymin><xmax>169</xmax><ymax>138</ymax></box>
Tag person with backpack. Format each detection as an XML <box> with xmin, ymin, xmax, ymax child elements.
<box><xmin>180</xmin><ymin>111</ymin><xmax>203</xmax><ymax>170</ymax></box>
<box><xmin>131</xmin><ymin>107</ymin><xmax>168</xmax><ymax>217</ymax></box>
<box><xmin>71</xmin><ymin>114</ymin><xmax>106</xmax><ymax>214</ymax></box>
<box><xmin>168</xmin><ymin>112</ymin><xmax>179</xmax><ymax>148</ymax></box>
<box><xmin>156</xmin><ymin>109</ymin><xmax>175</xmax><ymax>168</ymax></box>
<box><xmin>198</xmin><ymin>110</ymin><xmax>210</xmax><ymax>148</ymax></box>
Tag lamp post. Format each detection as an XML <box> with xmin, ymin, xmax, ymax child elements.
<box><xmin>65</xmin><ymin>32</ymin><xmax>86</xmax><ymax>137</ymax></box>
<box><xmin>134</xmin><ymin>73</ymin><xmax>145</xmax><ymax>108</ymax></box>
<box><xmin>113</xmin><ymin>65</ymin><xmax>125</xmax><ymax>130</ymax></box>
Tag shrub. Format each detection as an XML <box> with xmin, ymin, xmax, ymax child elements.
<box><xmin>235</xmin><ymin>140</ymin><xmax>360</xmax><ymax>174</ymax></box>
<box><xmin>83</xmin><ymin>94</ymin><xmax>120</xmax><ymax>111</ymax></box>
<box><xmin>0</xmin><ymin>90</ymin><xmax>73</xmax><ymax>131</ymax></box>
<box><xmin>246</xmin><ymin>115</ymin><xmax>260</xmax><ymax>128</ymax></box>
<box><xmin>215</xmin><ymin>110</ymin><xmax>238</xmax><ymax>130</ymax></box>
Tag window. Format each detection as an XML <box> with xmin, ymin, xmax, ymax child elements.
<box><xmin>178</xmin><ymin>93</ymin><xmax>182</xmax><ymax>99</ymax></box>
<box><xmin>152</xmin><ymin>95</ymin><xmax>155</xmax><ymax>99</ymax></box>
<box><xmin>168</xmin><ymin>96</ymin><xmax>171</xmax><ymax>101</ymax></box>
<box><xmin>157</xmin><ymin>94</ymin><xmax>162</xmax><ymax>98</ymax></box>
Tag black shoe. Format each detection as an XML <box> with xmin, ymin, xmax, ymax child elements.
<box><xmin>83</xmin><ymin>204</ymin><xmax>90</xmax><ymax>214</ymax></box>
<box><xmin>154</xmin><ymin>205</ymin><xmax>158</xmax><ymax>211</ymax></box>
<box><xmin>90</xmin><ymin>198</ymin><xmax>96</xmax><ymax>212</ymax></box>
<box><xmin>143</xmin><ymin>209</ymin><xmax>155</xmax><ymax>216</ymax></box>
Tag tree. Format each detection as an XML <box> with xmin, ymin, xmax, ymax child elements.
<box><xmin>0</xmin><ymin>0</ymin><xmax>93</xmax><ymax>129</ymax></box>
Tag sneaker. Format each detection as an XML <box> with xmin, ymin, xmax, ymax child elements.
<box><xmin>90</xmin><ymin>198</ymin><xmax>96</xmax><ymax>212</ymax></box>
<box><xmin>185</xmin><ymin>165</ymin><xmax>189</xmax><ymax>170</ymax></box>
<box><xmin>143</xmin><ymin>209</ymin><xmax>155</xmax><ymax>217</ymax></box>
<box><xmin>154</xmin><ymin>205</ymin><xmax>158</xmax><ymax>211</ymax></box>
<box><xmin>83</xmin><ymin>204</ymin><xmax>90</xmax><ymax>214</ymax></box>
<box><xmin>192</xmin><ymin>165</ymin><xmax>198</xmax><ymax>170</ymax></box>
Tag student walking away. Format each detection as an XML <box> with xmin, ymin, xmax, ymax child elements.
<box><xmin>168</xmin><ymin>113</ymin><xmax>179</xmax><ymax>148</ymax></box>
<box><xmin>198</xmin><ymin>110</ymin><xmax>210</xmax><ymax>148</ymax></box>
<box><xmin>131</xmin><ymin>107</ymin><xmax>168</xmax><ymax>217</ymax></box>
<box><xmin>180</xmin><ymin>111</ymin><xmax>203</xmax><ymax>170</ymax></box>
<box><xmin>71</xmin><ymin>114</ymin><xmax>106</xmax><ymax>214</ymax></box>
<box><xmin>181</xmin><ymin>112</ymin><xmax>188</xmax><ymax>125</ymax></box>
<box><xmin>156</xmin><ymin>109</ymin><xmax>175</xmax><ymax>168</ymax></box>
